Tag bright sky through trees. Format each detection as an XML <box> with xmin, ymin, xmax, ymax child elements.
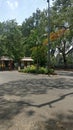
<box><xmin>0</xmin><ymin>0</ymin><xmax>53</xmax><ymax>24</ymax></box>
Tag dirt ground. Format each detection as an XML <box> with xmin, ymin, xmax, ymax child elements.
<box><xmin>0</xmin><ymin>70</ymin><xmax>73</xmax><ymax>130</ymax></box>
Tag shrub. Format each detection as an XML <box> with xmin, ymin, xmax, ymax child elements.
<box><xmin>28</xmin><ymin>65</ymin><xmax>37</xmax><ymax>73</ymax></box>
<box><xmin>19</xmin><ymin>65</ymin><xmax>36</xmax><ymax>73</ymax></box>
<box><xmin>38</xmin><ymin>67</ymin><xmax>47</xmax><ymax>74</ymax></box>
<box><xmin>19</xmin><ymin>65</ymin><xmax>54</xmax><ymax>75</ymax></box>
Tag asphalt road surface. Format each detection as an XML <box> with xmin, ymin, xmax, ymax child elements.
<box><xmin>0</xmin><ymin>70</ymin><xmax>73</xmax><ymax>130</ymax></box>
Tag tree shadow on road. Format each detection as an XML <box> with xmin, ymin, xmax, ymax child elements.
<box><xmin>0</xmin><ymin>78</ymin><xmax>73</xmax><ymax>97</ymax></box>
<box><xmin>45</xmin><ymin>111</ymin><xmax>73</xmax><ymax>130</ymax></box>
<box><xmin>0</xmin><ymin>77</ymin><xmax>73</xmax><ymax>127</ymax></box>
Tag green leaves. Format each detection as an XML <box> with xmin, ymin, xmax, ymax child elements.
<box><xmin>0</xmin><ymin>20</ymin><xmax>24</xmax><ymax>61</ymax></box>
<box><xmin>0</xmin><ymin>2</ymin><xmax>73</xmax><ymax>68</ymax></box>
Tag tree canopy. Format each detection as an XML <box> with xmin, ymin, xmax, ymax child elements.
<box><xmin>0</xmin><ymin>0</ymin><xmax>73</xmax><ymax>67</ymax></box>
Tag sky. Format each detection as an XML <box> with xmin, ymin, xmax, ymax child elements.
<box><xmin>0</xmin><ymin>0</ymin><xmax>53</xmax><ymax>25</ymax></box>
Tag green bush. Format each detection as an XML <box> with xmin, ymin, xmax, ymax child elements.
<box><xmin>19</xmin><ymin>65</ymin><xmax>37</xmax><ymax>73</ymax></box>
<box><xmin>47</xmin><ymin>68</ymin><xmax>54</xmax><ymax>75</ymax></box>
<box><xmin>19</xmin><ymin>65</ymin><xmax>54</xmax><ymax>75</ymax></box>
<box><xmin>38</xmin><ymin>67</ymin><xmax>47</xmax><ymax>74</ymax></box>
<box><xmin>28</xmin><ymin>65</ymin><xmax>37</xmax><ymax>73</ymax></box>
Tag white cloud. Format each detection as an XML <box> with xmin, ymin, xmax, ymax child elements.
<box><xmin>6</xmin><ymin>0</ymin><xmax>18</xmax><ymax>10</ymax></box>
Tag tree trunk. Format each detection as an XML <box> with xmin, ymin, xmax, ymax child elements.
<box><xmin>62</xmin><ymin>53</ymin><xmax>67</xmax><ymax>68</ymax></box>
<box><xmin>62</xmin><ymin>40</ymin><xmax>67</xmax><ymax>69</ymax></box>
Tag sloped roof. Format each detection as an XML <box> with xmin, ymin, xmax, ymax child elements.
<box><xmin>0</xmin><ymin>56</ymin><xmax>13</xmax><ymax>61</ymax></box>
<box><xmin>21</xmin><ymin>57</ymin><xmax>33</xmax><ymax>62</ymax></box>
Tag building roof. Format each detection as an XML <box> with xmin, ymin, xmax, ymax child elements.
<box><xmin>21</xmin><ymin>57</ymin><xmax>33</xmax><ymax>62</ymax></box>
<box><xmin>0</xmin><ymin>56</ymin><xmax>13</xmax><ymax>61</ymax></box>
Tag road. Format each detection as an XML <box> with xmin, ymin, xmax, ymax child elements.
<box><xmin>0</xmin><ymin>70</ymin><xmax>73</xmax><ymax>130</ymax></box>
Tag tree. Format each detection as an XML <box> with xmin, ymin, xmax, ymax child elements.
<box><xmin>21</xmin><ymin>9</ymin><xmax>48</xmax><ymax>59</ymax></box>
<box><xmin>0</xmin><ymin>20</ymin><xmax>24</xmax><ymax>61</ymax></box>
<box><xmin>49</xmin><ymin>0</ymin><xmax>73</xmax><ymax>68</ymax></box>
<box><xmin>31</xmin><ymin>45</ymin><xmax>47</xmax><ymax>67</ymax></box>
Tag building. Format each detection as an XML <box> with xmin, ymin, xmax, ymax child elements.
<box><xmin>20</xmin><ymin>57</ymin><xmax>34</xmax><ymax>68</ymax></box>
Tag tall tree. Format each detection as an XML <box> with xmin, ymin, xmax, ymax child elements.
<box><xmin>0</xmin><ymin>20</ymin><xmax>24</xmax><ymax>61</ymax></box>
<box><xmin>50</xmin><ymin>0</ymin><xmax>73</xmax><ymax>67</ymax></box>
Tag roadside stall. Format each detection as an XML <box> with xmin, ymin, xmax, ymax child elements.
<box><xmin>0</xmin><ymin>56</ymin><xmax>14</xmax><ymax>70</ymax></box>
<box><xmin>20</xmin><ymin>57</ymin><xmax>34</xmax><ymax>69</ymax></box>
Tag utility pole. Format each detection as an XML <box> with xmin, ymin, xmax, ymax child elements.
<box><xmin>47</xmin><ymin>0</ymin><xmax>51</xmax><ymax>71</ymax></box>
